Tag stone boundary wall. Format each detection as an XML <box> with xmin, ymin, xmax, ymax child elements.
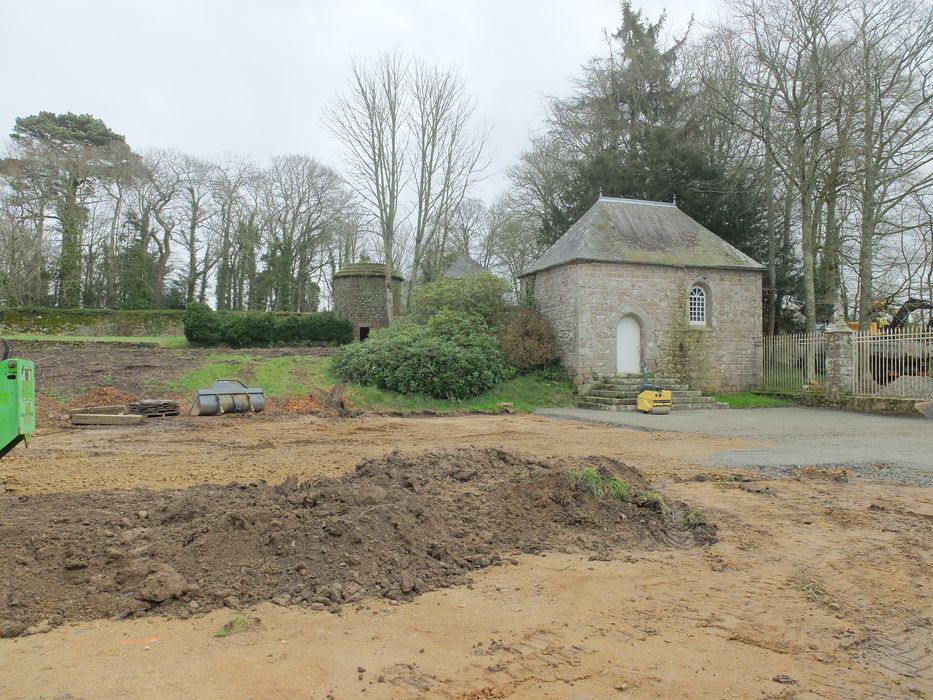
<box><xmin>0</xmin><ymin>308</ymin><xmax>185</xmax><ymax>336</ymax></box>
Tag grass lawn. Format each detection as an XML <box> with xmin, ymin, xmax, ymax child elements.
<box><xmin>6</xmin><ymin>334</ymin><xmax>188</xmax><ymax>348</ymax></box>
<box><xmin>165</xmin><ymin>352</ymin><xmax>576</xmax><ymax>413</ymax></box>
<box><xmin>715</xmin><ymin>391</ymin><xmax>796</xmax><ymax>408</ymax></box>
<box><xmin>164</xmin><ymin>354</ymin><xmax>332</xmax><ymax>398</ymax></box>
<box><xmin>342</xmin><ymin>369</ymin><xmax>577</xmax><ymax>414</ymax></box>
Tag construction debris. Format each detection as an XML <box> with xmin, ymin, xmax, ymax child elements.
<box><xmin>69</xmin><ymin>413</ymin><xmax>143</xmax><ymax>426</ymax></box>
<box><xmin>67</xmin><ymin>398</ymin><xmax>179</xmax><ymax>426</ymax></box>
<box><xmin>128</xmin><ymin>400</ymin><xmax>181</xmax><ymax>418</ymax></box>
<box><xmin>67</xmin><ymin>405</ymin><xmax>128</xmax><ymax>416</ymax></box>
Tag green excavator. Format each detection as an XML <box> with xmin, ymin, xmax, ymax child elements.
<box><xmin>0</xmin><ymin>339</ymin><xmax>35</xmax><ymax>457</ymax></box>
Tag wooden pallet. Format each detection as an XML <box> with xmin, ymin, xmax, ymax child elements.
<box><xmin>127</xmin><ymin>400</ymin><xmax>181</xmax><ymax>418</ymax></box>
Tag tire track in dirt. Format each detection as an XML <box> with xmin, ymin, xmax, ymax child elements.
<box><xmin>663</xmin><ymin>476</ymin><xmax>933</xmax><ymax>699</ymax></box>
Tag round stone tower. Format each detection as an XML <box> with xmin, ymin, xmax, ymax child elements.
<box><xmin>332</xmin><ymin>263</ymin><xmax>404</xmax><ymax>341</ymax></box>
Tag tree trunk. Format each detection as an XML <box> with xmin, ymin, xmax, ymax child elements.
<box><xmin>186</xmin><ymin>198</ymin><xmax>199</xmax><ymax>303</ymax></box>
<box><xmin>384</xmin><ymin>235</ymin><xmax>395</xmax><ymax>324</ymax></box>
<box><xmin>34</xmin><ymin>207</ymin><xmax>45</xmax><ymax>303</ymax></box>
<box><xmin>58</xmin><ymin>177</ymin><xmax>84</xmax><ymax>307</ymax></box>
<box><xmin>764</xmin><ymin>154</ymin><xmax>777</xmax><ymax>336</ymax></box>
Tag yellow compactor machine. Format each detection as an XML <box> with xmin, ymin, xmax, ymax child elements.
<box><xmin>636</xmin><ymin>362</ymin><xmax>672</xmax><ymax>415</ymax></box>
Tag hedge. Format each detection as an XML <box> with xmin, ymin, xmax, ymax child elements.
<box><xmin>183</xmin><ymin>303</ymin><xmax>353</xmax><ymax>347</ymax></box>
<box><xmin>0</xmin><ymin>308</ymin><xmax>184</xmax><ymax>336</ymax></box>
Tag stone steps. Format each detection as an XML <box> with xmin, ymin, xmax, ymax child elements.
<box><xmin>579</xmin><ymin>395</ymin><xmax>721</xmax><ymax>407</ymax></box>
<box><xmin>576</xmin><ymin>401</ymin><xmax>729</xmax><ymax>412</ymax></box>
<box><xmin>576</xmin><ymin>373</ymin><xmax>726</xmax><ymax>411</ymax></box>
<box><xmin>587</xmin><ymin>388</ymin><xmax>702</xmax><ymax>399</ymax></box>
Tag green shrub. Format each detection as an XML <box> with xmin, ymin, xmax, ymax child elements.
<box><xmin>332</xmin><ymin>274</ymin><xmax>521</xmax><ymax>400</ymax></box>
<box><xmin>183</xmin><ymin>302</ymin><xmax>224</xmax><ymax>345</ymax></box>
<box><xmin>426</xmin><ymin>311</ymin><xmax>497</xmax><ymax>349</ymax></box>
<box><xmin>182</xmin><ymin>304</ymin><xmax>352</xmax><ymax>347</ymax></box>
<box><xmin>498</xmin><ymin>306</ymin><xmax>559</xmax><ymax>371</ymax></box>
<box><xmin>332</xmin><ymin>321</ymin><xmax>510</xmax><ymax>399</ymax></box>
<box><xmin>408</xmin><ymin>273</ymin><xmax>510</xmax><ymax>325</ymax></box>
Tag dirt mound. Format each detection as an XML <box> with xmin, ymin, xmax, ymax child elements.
<box><xmin>279</xmin><ymin>386</ymin><xmax>355</xmax><ymax>417</ymax></box>
<box><xmin>283</xmin><ymin>393</ymin><xmax>324</xmax><ymax>414</ymax></box>
<box><xmin>68</xmin><ymin>386</ymin><xmax>139</xmax><ymax>408</ymax></box>
<box><xmin>0</xmin><ymin>448</ymin><xmax>714</xmax><ymax>636</ymax></box>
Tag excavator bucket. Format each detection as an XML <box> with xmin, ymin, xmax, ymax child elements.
<box><xmin>190</xmin><ymin>380</ymin><xmax>265</xmax><ymax>416</ymax></box>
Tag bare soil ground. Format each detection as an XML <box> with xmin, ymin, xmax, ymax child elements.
<box><xmin>0</xmin><ymin>408</ymin><xmax>930</xmax><ymax>696</ymax></box>
<box><xmin>0</xmin><ymin>448</ymin><xmax>712</xmax><ymax>634</ymax></box>
<box><xmin>15</xmin><ymin>341</ymin><xmax>335</xmax><ymax>423</ymax></box>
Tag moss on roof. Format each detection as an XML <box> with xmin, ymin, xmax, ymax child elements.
<box><xmin>522</xmin><ymin>197</ymin><xmax>764</xmax><ymax>276</ymax></box>
<box><xmin>334</xmin><ymin>263</ymin><xmax>405</xmax><ymax>280</ymax></box>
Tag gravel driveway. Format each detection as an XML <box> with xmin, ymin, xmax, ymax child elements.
<box><xmin>536</xmin><ymin>406</ymin><xmax>933</xmax><ymax>485</ymax></box>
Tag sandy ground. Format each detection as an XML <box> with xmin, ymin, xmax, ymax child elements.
<box><xmin>1</xmin><ymin>413</ymin><xmax>931</xmax><ymax>698</ymax></box>
<box><xmin>0</xmin><ymin>413</ymin><xmax>749</xmax><ymax>495</ymax></box>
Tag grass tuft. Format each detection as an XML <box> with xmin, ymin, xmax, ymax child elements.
<box><xmin>214</xmin><ymin>615</ymin><xmax>255</xmax><ymax>638</ymax></box>
<box><xmin>604</xmin><ymin>476</ymin><xmax>632</xmax><ymax>502</ymax></box>
<box><xmin>793</xmin><ymin>578</ymin><xmax>826</xmax><ymax>603</ymax></box>
<box><xmin>569</xmin><ymin>468</ymin><xmax>605</xmax><ymax>498</ymax></box>
<box><xmin>636</xmin><ymin>490</ymin><xmax>672</xmax><ymax>523</ymax></box>
<box><xmin>568</xmin><ymin>469</ymin><xmax>631</xmax><ymax>502</ymax></box>
<box><xmin>683</xmin><ymin>511</ymin><xmax>706</xmax><ymax>529</ymax></box>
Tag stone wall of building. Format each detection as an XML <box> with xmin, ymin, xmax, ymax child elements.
<box><xmin>531</xmin><ymin>261</ymin><xmax>762</xmax><ymax>392</ymax></box>
<box><xmin>332</xmin><ymin>264</ymin><xmax>403</xmax><ymax>342</ymax></box>
<box><xmin>529</xmin><ymin>264</ymin><xmax>581</xmax><ymax>373</ymax></box>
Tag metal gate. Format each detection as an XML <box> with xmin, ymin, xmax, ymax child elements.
<box><xmin>762</xmin><ymin>332</ymin><xmax>826</xmax><ymax>394</ymax></box>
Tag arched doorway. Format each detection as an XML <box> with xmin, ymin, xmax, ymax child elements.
<box><xmin>616</xmin><ymin>315</ymin><xmax>641</xmax><ymax>373</ymax></box>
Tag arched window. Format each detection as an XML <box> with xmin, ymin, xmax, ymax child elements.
<box><xmin>688</xmin><ymin>285</ymin><xmax>707</xmax><ymax>325</ymax></box>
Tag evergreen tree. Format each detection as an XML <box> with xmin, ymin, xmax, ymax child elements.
<box><xmin>10</xmin><ymin>112</ymin><xmax>137</xmax><ymax>306</ymax></box>
<box><xmin>524</xmin><ymin>4</ymin><xmax>765</xmax><ymax>260</ymax></box>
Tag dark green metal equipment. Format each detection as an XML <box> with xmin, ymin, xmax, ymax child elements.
<box><xmin>0</xmin><ymin>340</ymin><xmax>36</xmax><ymax>457</ymax></box>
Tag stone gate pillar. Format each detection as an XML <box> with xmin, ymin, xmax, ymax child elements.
<box><xmin>824</xmin><ymin>323</ymin><xmax>855</xmax><ymax>402</ymax></box>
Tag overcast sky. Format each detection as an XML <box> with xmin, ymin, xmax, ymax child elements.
<box><xmin>1</xmin><ymin>0</ymin><xmax>715</xmax><ymax>200</ymax></box>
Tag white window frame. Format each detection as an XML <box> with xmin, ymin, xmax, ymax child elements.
<box><xmin>688</xmin><ymin>285</ymin><xmax>707</xmax><ymax>325</ymax></box>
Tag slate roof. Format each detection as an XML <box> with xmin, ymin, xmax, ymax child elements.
<box><xmin>522</xmin><ymin>197</ymin><xmax>763</xmax><ymax>276</ymax></box>
<box><xmin>443</xmin><ymin>253</ymin><xmax>486</xmax><ymax>279</ymax></box>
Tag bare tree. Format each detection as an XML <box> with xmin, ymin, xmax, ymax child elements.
<box><xmin>407</xmin><ymin>61</ymin><xmax>489</xmax><ymax>297</ymax></box>
<box><xmin>326</xmin><ymin>51</ymin><xmax>408</xmax><ymax>322</ymax></box>
<box><xmin>850</xmin><ymin>0</ymin><xmax>933</xmax><ymax>327</ymax></box>
<box><xmin>173</xmin><ymin>155</ymin><xmax>216</xmax><ymax>304</ymax></box>
<box><xmin>260</xmin><ymin>155</ymin><xmax>351</xmax><ymax>310</ymax></box>
<box><xmin>210</xmin><ymin>156</ymin><xmax>256</xmax><ymax>310</ymax></box>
